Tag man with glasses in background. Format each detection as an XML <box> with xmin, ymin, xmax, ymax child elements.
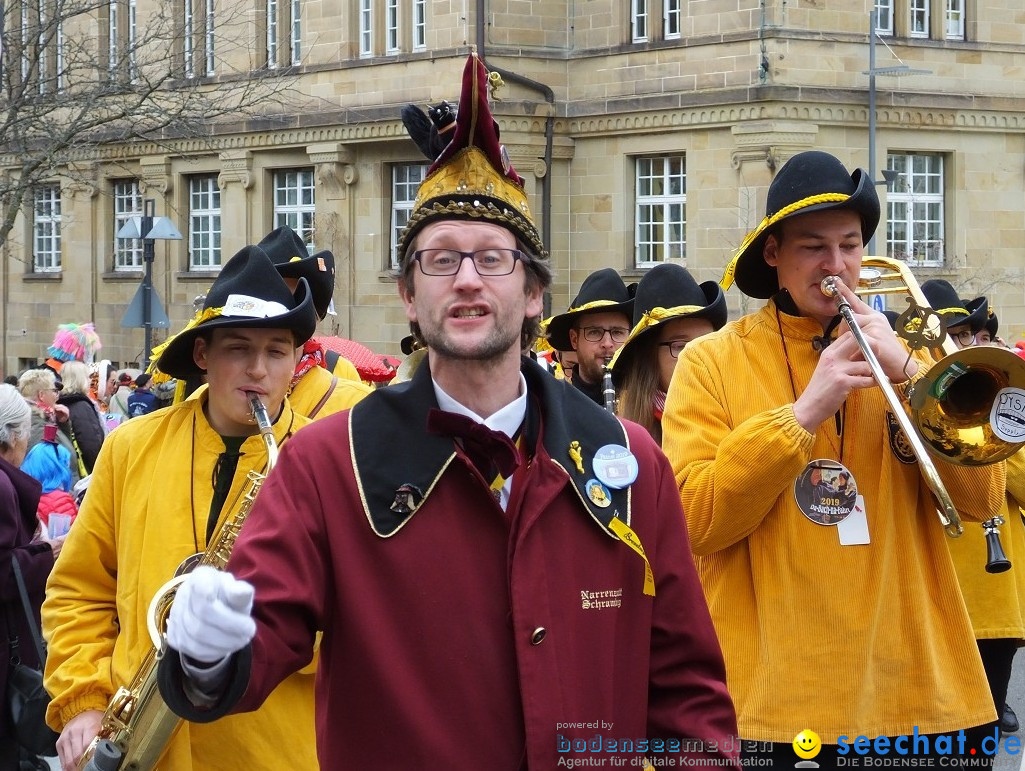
<box><xmin>546</xmin><ymin>268</ymin><xmax>635</xmax><ymax>406</ymax></box>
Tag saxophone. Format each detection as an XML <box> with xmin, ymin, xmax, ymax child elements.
<box><xmin>77</xmin><ymin>392</ymin><xmax>279</xmax><ymax>770</ymax></box>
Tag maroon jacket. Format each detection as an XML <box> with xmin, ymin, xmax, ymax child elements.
<box><xmin>161</xmin><ymin>361</ymin><xmax>737</xmax><ymax>768</ymax></box>
<box><xmin>1</xmin><ymin>456</ymin><xmax>52</xmax><ymax>735</ymax></box>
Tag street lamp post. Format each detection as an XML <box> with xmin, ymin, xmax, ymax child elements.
<box><xmin>117</xmin><ymin>199</ymin><xmax>182</xmax><ymax>369</ymax></box>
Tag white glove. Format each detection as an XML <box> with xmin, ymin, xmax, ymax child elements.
<box><xmin>166</xmin><ymin>565</ymin><xmax>257</xmax><ymax>664</ymax></box>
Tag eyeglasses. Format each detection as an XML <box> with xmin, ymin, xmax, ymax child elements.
<box><xmin>951</xmin><ymin>328</ymin><xmax>976</xmax><ymax>347</ymax></box>
<box><xmin>659</xmin><ymin>340</ymin><xmax>688</xmax><ymax>358</ymax></box>
<box><xmin>49</xmin><ymin>384</ymin><xmax>63</xmax><ymax>393</ymax></box>
<box><xmin>579</xmin><ymin>326</ymin><xmax>630</xmax><ymax>344</ymax></box>
<box><xmin>413</xmin><ymin>248</ymin><xmax>525</xmax><ymax>277</ymax></box>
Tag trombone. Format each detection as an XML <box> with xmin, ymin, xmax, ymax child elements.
<box><xmin>822</xmin><ymin>257</ymin><xmax>1025</xmax><ymax>557</ymax></box>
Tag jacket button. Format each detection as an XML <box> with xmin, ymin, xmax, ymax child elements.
<box><xmin>530</xmin><ymin>627</ymin><xmax>547</xmax><ymax>645</ymax></box>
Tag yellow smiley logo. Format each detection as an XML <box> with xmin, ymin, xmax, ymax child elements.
<box><xmin>793</xmin><ymin>729</ymin><xmax>821</xmax><ymax>760</ymax></box>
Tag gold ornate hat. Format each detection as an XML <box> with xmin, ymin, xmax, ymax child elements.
<box><xmin>396</xmin><ymin>52</ymin><xmax>545</xmax><ymax>260</ymax></box>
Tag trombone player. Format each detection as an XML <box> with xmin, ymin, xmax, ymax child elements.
<box><xmin>663</xmin><ymin>150</ymin><xmax>1005</xmax><ymax>768</ymax></box>
<box><xmin>42</xmin><ymin>246</ymin><xmax>320</xmax><ymax>770</ymax></box>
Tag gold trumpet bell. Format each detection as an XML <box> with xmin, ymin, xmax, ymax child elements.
<box><xmin>911</xmin><ymin>345</ymin><xmax>1025</xmax><ymax>466</ymax></box>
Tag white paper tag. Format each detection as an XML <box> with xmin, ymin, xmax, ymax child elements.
<box><xmin>222</xmin><ymin>294</ymin><xmax>289</xmax><ymax>319</ymax></box>
<box><xmin>837</xmin><ymin>494</ymin><xmax>870</xmax><ymax>545</ymax></box>
<box><xmin>990</xmin><ymin>387</ymin><xmax>1025</xmax><ymax>443</ymax></box>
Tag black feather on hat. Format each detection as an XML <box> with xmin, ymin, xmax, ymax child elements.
<box><xmin>153</xmin><ymin>245</ymin><xmax>317</xmax><ymax>380</ymax></box>
<box><xmin>546</xmin><ymin>268</ymin><xmax>635</xmax><ymax>351</ymax></box>
<box><xmin>258</xmin><ymin>226</ymin><xmax>336</xmax><ymax>320</ymax></box>
<box><xmin>722</xmin><ymin>151</ymin><xmax>881</xmax><ymax>299</ymax></box>
<box><xmin>608</xmin><ymin>264</ymin><xmax>726</xmax><ymax>386</ymax></box>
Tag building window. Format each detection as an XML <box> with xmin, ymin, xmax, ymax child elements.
<box><xmin>945</xmin><ymin>0</ymin><xmax>965</xmax><ymax>40</ymax></box>
<box><xmin>631</xmin><ymin>0</ymin><xmax>648</xmax><ymax>43</ymax></box>
<box><xmin>33</xmin><ymin>185</ymin><xmax>62</xmax><ymax>272</ymax></box>
<box><xmin>205</xmin><ymin>0</ymin><xmax>215</xmax><ymax>74</ymax></box>
<box><xmin>385</xmin><ymin>0</ymin><xmax>398</xmax><ymax>53</ymax></box>
<box><xmin>189</xmin><ymin>175</ymin><xmax>221</xmax><ymax>270</ymax></box>
<box><xmin>390</xmin><ymin>163</ymin><xmax>427</xmax><ymax>269</ymax></box>
<box><xmin>635</xmin><ymin>156</ymin><xmax>685</xmax><ymax>267</ymax></box>
<box><xmin>107</xmin><ymin>0</ymin><xmax>117</xmax><ymax>75</ymax></box>
<box><xmin>273</xmin><ymin>168</ymin><xmax>315</xmax><ymax>247</ymax></box>
<box><xmin>266</xmin><ymin>0</ymin><xmax>278</xmax><ymax>67</ymax></box>
<box><xmin>875</xmin><ymin>0</ymin><xmax>894</xmax><ymax>35</ymax></box>
<box><xmin>412</xmin><ymin>0</ymin><xmax>426</xmax><ymax>49</ymax></box>
<box><xmin>128</xmin><ymin>0</ymin><xmax>137</xmax><ymax>79</ymax></box>
<box><xmin>909</xmin><ymin>0</ymin><xmax>929</xmax><ymax>37</ymax></box>
<box><xmin>113</xmin><ymin>180</ymin><xmax>143</xmax><ymax>270</ymax></box>
<box><xmin>359</xmin><ymin>0</ymin><xmax>372</xmax><ymax>57</ymax></box>
<box><xmin>663</xmin><ymin>0</ymin><xmax>681</xmax><ymax>40</ymax></box>
<box><xmin>183</xmin><ymin>0</ymin><xmax>194</xmax><ymax>76</ymax></box>
<box><xmin>290</xmin><ymin>0</ymin><xmax>301</xmax><ymax>64</ymax></box>
<box><xmin>886</xmin><ymin>152</ymin><xmax>944</xmax><ymax>267</ymax></box>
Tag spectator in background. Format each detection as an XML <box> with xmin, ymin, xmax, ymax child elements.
<box><xmin>17</xmin><ymin>368</ymin><xmax>80</xmax><ymax>488</ymax></box>
<box><xmin>56</xmin><ymin>361</ymin><xmax>106</xmax><ymax>476</ymax></box>
<box><xmin>0</xmin><ymin>383</ymin><xmax>62</xmax><ymax>771</ymax></box>
<box><xmin>106</xmin><ymin>373</ymin><xmax>133</xmax><ymax>420</ymax></box>
<box><xmin>127</xmin><ymin>373</ymin><xmax>158</xmax><ymax>418</ymax></box>
<box><xmin>22</xmin><ymin>435</ymin><xmax>78</xmax><ymax>535</ymax></box>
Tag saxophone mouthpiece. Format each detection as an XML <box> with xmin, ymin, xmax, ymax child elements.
<box><xmin>820</xmin><ymin>275</ymin><xmax>841</xmax><ymax>298</ymax></box>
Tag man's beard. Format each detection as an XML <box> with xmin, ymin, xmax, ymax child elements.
<box><xmin>421</xmin><ymin>320</ymin><xmax>522</xmax><ymax>365</ymax></box>
<box><xmin>575</xmin><ymin>355</ymin><xmax>607</xmax><ymax>385</ymax></box>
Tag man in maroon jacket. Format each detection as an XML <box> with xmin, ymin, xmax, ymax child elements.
<box><xmin>158</xmin><ymin>53</ymin><xmax>738</xmax><ymax>769</ymax></box>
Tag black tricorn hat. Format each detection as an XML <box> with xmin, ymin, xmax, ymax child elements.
<box><xmin>920</xmin><ymin>279</ymin><xmax>983</xmax><ymax>332</ymax></box>
<box><xmin>153</xmin><ymin>245</ymin><xmax>317</xmax><ymax>380</ymax></box>
<box><xmin>546</xmin><ymin>268</ymin><xmax>635</xmax><ymax>351</ymax></box>
<box><xmin>258</xmin><ymin>226</ymin><xmax>336</xmax><ymax>320</ymax></box>
<box><xmin>722</xmin><ymin>151</ymin><xmax>881</xmax><ymax>299</ymax></box>
<box><xmin>609</xmin><ymin>263</ymin><xmax>726</xmax><ymax>385</ymax></box>
<box><xmin>963</xmin><ymin>296</ymin><xmax>991</xmax><ymax>335</ymax></box>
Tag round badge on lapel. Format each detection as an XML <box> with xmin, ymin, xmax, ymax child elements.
<box><xmin>586</xmin><ymin>479</ymin><xmax>612</xmax><ymax>508</ymax></box>
<box><xmin>593</xmin><ymin>444</ymin><xmax>639</xmax><ymax>490</ymax></box>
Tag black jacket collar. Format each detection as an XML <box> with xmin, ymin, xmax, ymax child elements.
<box><xmin>350</xmin><ymin>357</ymin><xmax>632</xmax><ymax>537</ymax></box>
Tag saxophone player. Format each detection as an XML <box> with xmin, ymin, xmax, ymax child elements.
<box><xmin>42</xmin><ymin>246</ymin><xmax>322</xmax><ymax>771</ymax></box>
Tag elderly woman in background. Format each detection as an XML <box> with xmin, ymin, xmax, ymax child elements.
<box><xmin>0</xmin><ymin>383</ymin><xmax>63</xmax><ymax>770</ymax></box>
<box><xmin>18</xmin><ymin>368</ymin><xmax>80</xmax><ymax>487</ymax></box>
<box><xmin>56</xmin><ymin>361</ymin><xmax>106</xmax><ymax>475</ymax></box>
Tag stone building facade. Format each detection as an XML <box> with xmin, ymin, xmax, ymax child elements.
<box><xmin>3</xmin><ymin>0</ymin><xmax>1024</xmax><ymax>374</ymax></box>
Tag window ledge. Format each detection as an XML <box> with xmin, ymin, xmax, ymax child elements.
<box><xmin>102</xmin><ymin>270</ymin><xmax>144</xmax><ymax>281</ymax></box>
<box><xmin>176</xmin><ymin>270</ymin><xmax>221</xmax><ymax>282</ymax></box>
<box><xmin>23</xmin><ymin>272</ymin><xmax>62</xmax><ymax>282</ymax></box>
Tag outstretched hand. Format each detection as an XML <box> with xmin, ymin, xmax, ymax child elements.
<box><xmin>166</xmin><ymin>565</ymin><xmax>256</xmax><ymax>664</ymax></box>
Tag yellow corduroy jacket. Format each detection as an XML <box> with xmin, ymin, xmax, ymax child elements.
<box><xmin>42</xmin><ymin>395</ymin><xmax>318</xmax><ymax>771</ymax></box>
<box><xmin>288</xmin><ymin>361</ymin><xmax>372</xmax><ymax>419</ymax></box>
<box><xmin>663</xmin><ymin>301</ymin><xmax>1005</xmax><ymax>744</ymax></box>
<box><xmin>947</xmin><ymin>448</ymin><xmax>1025</xmax><ymax>640</ymax></box>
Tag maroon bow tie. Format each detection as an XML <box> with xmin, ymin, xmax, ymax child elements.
<box><xmin>426</xmin><ymin>408</ymin><xmax>521</xmax><ymax>480</ymax></box>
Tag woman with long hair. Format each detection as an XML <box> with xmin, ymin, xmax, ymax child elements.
<box><xmin>55</xmin><ymin>361</ymin><xmax>106</xmax><ymax>475</ymax></box>
<box><xmin>610</xmin><ymin>263</ymin><xmax>726</xmax><ymax>444</ymax></box>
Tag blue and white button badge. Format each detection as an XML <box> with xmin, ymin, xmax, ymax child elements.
<box><xmin>592</xmin><ymin>444</ymin><xmax>639</xmax><ymax>490</ymax></box>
